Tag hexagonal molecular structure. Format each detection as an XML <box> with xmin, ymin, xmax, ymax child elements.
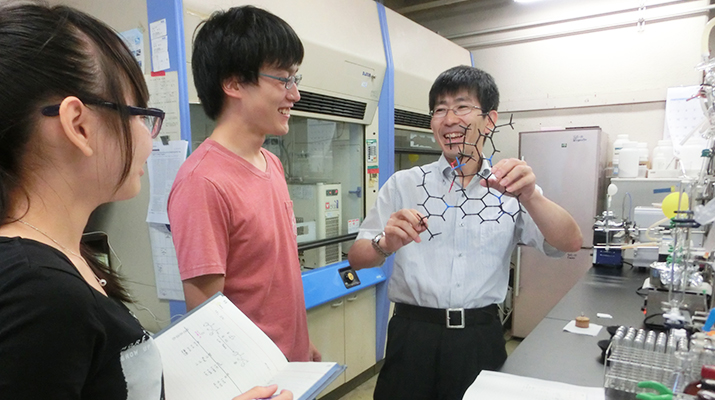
<box><xmin>416</xmin><ymin>115</ymin><xmax>522</xmax><ymax>239</ymax></box>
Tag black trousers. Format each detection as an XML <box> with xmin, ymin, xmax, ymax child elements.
<box><xmin>373</xmin><ymin>305</ymin><xmax>507</xmax><ymax>400</ymax></box>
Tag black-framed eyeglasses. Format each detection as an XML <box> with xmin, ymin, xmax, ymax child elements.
<box><xmin>429</xmin><ymin>104</ymin><xmax>485</xmax><ymax>119</ymax></box>
<box><xmin>259</xmin><ymin>73</ymin><xmax>302</xmax><ymax>90</ymax></box>
<box><xmin>41</xmin><ymin>99</ymin><xmax>165</xmax><ymax>139</ymax></box>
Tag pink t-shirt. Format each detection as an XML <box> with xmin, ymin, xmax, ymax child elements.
<box><xmin>167</xmin><ymin>139</ymin><xmax>309</xmax><ymax>361</ymax></box>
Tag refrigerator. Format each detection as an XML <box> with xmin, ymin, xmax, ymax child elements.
<box><xmin>511</xmin><ymin>127</ymin><xmax>607</xmax><ymax>338</ymax></box>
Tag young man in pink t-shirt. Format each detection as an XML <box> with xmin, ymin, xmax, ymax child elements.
<box><xmin>167</xmin><ymin>6</ymin><xmax>320</xmax><ymax>362</ymax></box>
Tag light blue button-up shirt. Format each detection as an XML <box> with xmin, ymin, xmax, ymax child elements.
<box><xmin>357</xmin><ymin>155</ymin><xmax>562</xmax><ymax>309</ymax></box>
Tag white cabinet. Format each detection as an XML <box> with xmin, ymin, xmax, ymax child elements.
<box><xmin>344</xmin><ymin>290</ymin><xmax>377</xmax><ymax>381</ymax></box>
<box><xmin>512</xmin><ymin>247</ymin><xmax>592</xmax><ymax>338</ymax></box>
<box><xmin>307</xmin><ymin>287</ymin><xmax>377</xmax><ymax>397</ymax></box>
<box><xmin>307</xmin><ymin>298</ymin><xmax>346</xmax><ymax>395</ymax></box>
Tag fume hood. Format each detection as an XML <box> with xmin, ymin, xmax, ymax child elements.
<box><xmin>384</xmin><ymin>7</ymin><xmax>472</xmax><ymax>171</ymax></box>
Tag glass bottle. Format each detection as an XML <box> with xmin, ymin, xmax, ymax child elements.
<box><xmin>684</xmin><ymin>365</ymin><xmax>715</xmax><ymax>395</ymax></box>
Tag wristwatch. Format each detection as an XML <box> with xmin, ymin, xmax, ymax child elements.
<box><xmin>371</xmin><ymin>232</ymin><xmax>393</xmax><ymax>258</ymax></box>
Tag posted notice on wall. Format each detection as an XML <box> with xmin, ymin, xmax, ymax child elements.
<box><xmin>149</xmin><ymin>18</ymin><xmax>170</xmax><ymax>72</ymax></box>
<box><xmin>664</xmin><ymin>85</ymin><xmax>707</xmax><ymax>153</ymax></box>
<box><xmin>146</xmin><ymin>139</ymin><xmax>187</xmax><ymax>225</ymax></box>
<box><xmin>145</xmin><ymin>138</ymin><xmax>186</xmax><ymax>301</ymax></box>
<box><xmin>146</xmin><ymin>71</ymin><xmax>181</xmax><ymax>141</ymax></box>
<box><xmin>148</xmin><ymin>223</ymin><xmax>184</xmax><ymax>301</ymax></box>
<box><xmin>120</xmin><ymin>28</ymin><xmax>145</xmax><ymax>74</ymax></box>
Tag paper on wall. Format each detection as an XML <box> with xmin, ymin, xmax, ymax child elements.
<box><xmin>149</xmin><ymin>19</ymin><xmax>170</xmax><ymax>72</ymax></box>
<box><xmin>120</xmin><ymin>28</ymin><xmax>145</xmax><ymax>73</ymax></box>
<box><xmin>146</xmin><ymin>71</ymin><xmax>181</xmax><ymax>141</ymax></box>
<box><xmin>146</xmin><ymin>139</ymin><xmax>187</xmax><ymax>225</ymax></box>
<box><xmin>148</xmin><ymin>223</ymin><xmax>184</xmax><ymax>301</ymax></box>
<box><xmin>664</xmin><ymin>85</ymin><xmax>707</xmax><ymax>155</ymax></box>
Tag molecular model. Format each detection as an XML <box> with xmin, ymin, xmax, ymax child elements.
<box><xmin>417</xmin><ymin>114</ymin><xmax>522</xmax><ymax>240</ymax></box>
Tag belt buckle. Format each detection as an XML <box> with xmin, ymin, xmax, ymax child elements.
<box><xmin>446</xmin><ymin>308</ymin><xmax>465</xmax><ymax>329</ymax></box>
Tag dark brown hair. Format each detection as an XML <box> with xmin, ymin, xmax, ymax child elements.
<box><xmin>0</xmin><ymin>3</ymin><xmax>149</xmax><ymax>301</ymax></box>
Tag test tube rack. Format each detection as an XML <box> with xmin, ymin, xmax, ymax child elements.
<box><xmin>605</xmin><ymin>345</ymin><xmax>680</xmax><ymax>395</ymax></box>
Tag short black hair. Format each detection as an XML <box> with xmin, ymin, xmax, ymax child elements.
<box><xmin>192</xmin><ymin>6</ymin><xmax>304</xmax><ymax>120</ymax></box>
<box><xmin>428</xmin><ymin>65</ymin><xmax>499</xmax><ymax>113</ymax></box>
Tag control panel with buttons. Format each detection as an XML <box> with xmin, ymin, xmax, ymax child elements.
<box><xmin>338</xmin><ymin>266</ymin><xmax>361</xmax><ymax>289</ymax></box>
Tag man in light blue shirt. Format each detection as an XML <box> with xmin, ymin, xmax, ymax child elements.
<box><xmin>348</xmin><ymin>65</ymin><xmax>582</xmax><ymax>399</ymax></box>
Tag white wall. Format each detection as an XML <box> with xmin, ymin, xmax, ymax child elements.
<box><xmin>386</xmin><ymin>6</ymin><xmax>472</xmax><ymax>115</ymax></box>
<box><xmin>400</xmin><ymin>0</ymin><xmax>711</xmax><ymax>165</ymax></box>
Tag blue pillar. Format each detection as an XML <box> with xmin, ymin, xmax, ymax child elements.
<box><xmin>146</xmin><ymin>0</ymin><xmax>191</xmax><ymax>318</ymax></box>
<box><xmin>146</xmin><ymin>0</ymin><xmax>191</xmax><ymax>146</ymax></box>
<box><xmin>375</xmin><ymin>2</ymin><xmax>395</xmax><ymax>362</ymax></box>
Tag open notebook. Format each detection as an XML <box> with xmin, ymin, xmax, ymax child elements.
<box><xmin>153</xmin><ymin>293</ymin><xmax>345</xmax><ymax>400</ymax></box>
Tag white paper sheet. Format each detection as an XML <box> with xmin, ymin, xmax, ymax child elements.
<box><xmin>146</xmin><ymin>71</ymin><xmax>181</xmax><ymax>140</ymax></box>
<box><xmin>563</xmin><ymin>320</ymin><xmax>603</xmax><ymax>336</ymax></box>
<box><xmin>464</xmin><ymin>371</ymin><xmax>605</xmax><ymax>400</ymax></box>
<box><xmin>150</xmin><ymin>18</ymin><xmax>167</xmax><ymax>40</ymax></box>
<box><xmin>665</xmin><ymin>86</ymin><xmax>707</xmax><ymax>152</ymax></box>
<box><xmin>149</xmin><ymin>19</ymin><xmax>170</xmax><ymax>72</ymax></box>
<box><xmin>145</xmin><ymin>139</ymin><xmax>185</xmax><ymax>301</ymax></box>
<box><xmin>148</xmin><ymin>223</ymin><xmax>184</xmax><ymax>301</ymax></box>
<box><xmin>146</xmin><ymin>140</ymin><xmax>187</xmax><ymax>225</ymax></box>
<box><xmin>154</xmin><ymin>294</ymin><xmax>342</xmax><ymax>400</ymax></box>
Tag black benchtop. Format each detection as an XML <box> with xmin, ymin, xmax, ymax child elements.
<box><xmin>501</xmin><ymin>266</ymin><xmax>649</xmax><ymax>387</ymax></box>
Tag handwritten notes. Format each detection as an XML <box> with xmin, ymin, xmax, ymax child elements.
<box><xmin>154</xmin><ymin>294</ymin><xmax>344</xmax><ymax>400</ymax></box>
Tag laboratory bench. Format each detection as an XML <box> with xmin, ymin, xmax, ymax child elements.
<box><xmin>501</xmin><ymin>265</ymin><xmax>649</xmax><ymax>390</ymax></box>
<box><xmin>302</xmin><ymin>262</ymin><xmax>387</xmax><ymax>397</ymax></box>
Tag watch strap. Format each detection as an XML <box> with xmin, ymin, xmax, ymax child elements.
<box><xmin>371</xmin><ymin>232</ymin><xmax>393</xmax><ymax>258</ymax></box>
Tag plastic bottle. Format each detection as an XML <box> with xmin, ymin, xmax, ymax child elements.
<box><xmin>667</xmin><ymin>330</ymin><xmax>679</xmax><ymax>354</ymax></box>
<box><xmin>611</xmin><ymin>326</ymin><xmax>626</xmax><ymax>347</ymax></box>
<box><xmin>623</xmin><ymin>327</ymin><xmax>637</xmax><ymax>347</ymax></box>
<box><xmin>619</xmin><ymin>141</ymin><xmax>640</xmax><ymax>178</ymax></box>
<box><xmin>638</xmin><ymin>142</ymin><xmax>649</xmax><ymax>177</ymax></box>
<box><xmin>679</xmin><ymin>337</ymin><xmax>690</xmax><ymax>352</ymax></box>
<box><xmin>612</xmin><ymin>134</ymin><xmax>630</xmax><ymax>176</ymax></box>
<box><xmin>645</xmin><ymin>330</ymin><xmax>657</xmax><ymax>351</ymax></box>
<box><xmin>652</xmin><ymin>139</ymin><xmax>674</xmax><ymax>170</ymax></box>
<box><xmin>656</xmin><ymin>332</ymin><xmax>668</xmax><ymax>353</ymax></box>
<box><xmin>634</xmin><ymin>329</ymin><xmax>646</xmax><ymax>349</ymax></box>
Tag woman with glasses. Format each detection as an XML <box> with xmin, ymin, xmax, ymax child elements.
<box><xmin>0</xmin><ymin>4</ymin><xmax>290</xmax><ymax>400</ymax></box>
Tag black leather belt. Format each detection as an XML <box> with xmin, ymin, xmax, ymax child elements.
<box><xmin>394</xmin><ymin>303</ymin><xmax>498</xmax><ymax>329</ymax></box>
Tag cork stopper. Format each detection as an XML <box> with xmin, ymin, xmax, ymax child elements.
<box><xmin>575</xmin><ymin>314</ymin><xmax>590</xmax><ymax>328</ymax></box>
